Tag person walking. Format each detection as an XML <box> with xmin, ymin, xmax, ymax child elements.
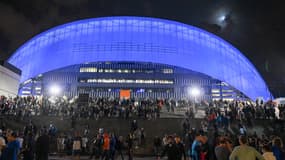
<box><xmin>229</xmin><ymin>135</ymin><xmax>265</xmax><ymax>160</ymax></box>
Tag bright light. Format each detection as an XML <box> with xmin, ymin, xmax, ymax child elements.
<box><xmin>189</xmin><ymin>87</ymin><xmax>201</xmax><ymax>97</ymax></box>
<box><xmin>49</xmin><ymin>84</ymin><xmax>61</xmax><ymax>95</ymax></box>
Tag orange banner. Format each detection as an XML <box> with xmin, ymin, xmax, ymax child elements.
<box><xmin>120</xmin><ymin>89</ymin><xmax>131</xmax><ymax>99</ymax></box>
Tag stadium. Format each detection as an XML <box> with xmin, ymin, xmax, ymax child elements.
<box><xmin>7</xmin><ymin>16</ymin><xmax>272</xmax><ymax>101</ymax></box>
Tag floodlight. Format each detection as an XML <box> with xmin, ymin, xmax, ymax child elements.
<box><xmin>189</xmin><ymin>87</ymin><xmax>201</xmax><ymax>97</ymax></box>
<box><xmin>49</xmin><ymin>84</ymin><xmax>61</xmax><ymax>95</ymax></box>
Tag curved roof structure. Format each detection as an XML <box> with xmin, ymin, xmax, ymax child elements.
<box><xmin>8</xmin><ymin>16</ymin><xmax>271</xmax><ymax>100</ymax></box>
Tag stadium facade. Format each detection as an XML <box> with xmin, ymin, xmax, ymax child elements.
<box><xmin>7</xmin><ymin>16</ymin><xmax>272</xmax><ymax>101</ymax></box>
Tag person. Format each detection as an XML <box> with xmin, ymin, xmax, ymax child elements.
<box><xmin>115</xmin><ymin>136</ymin><xmax>124</xmax><ymax>160</ymax></box>
<box><xmin>262</xmin><ymin>144</ymin><xmax>276</xmax><ymax>160</ymax></box>
<box><xmin>229</xmin><ymin>135</ymin><xmax>265</xmax><ymax>160</ymax></box>
<box><xmin>126</xmin><ymin>132</ymin><xmax>134</xmax><ymax>160</ymax></box>
<box><xmin>239</xmin><ymin>124</ymin><xmax>247</xmax><ymax>135</ymax></box>
<box><xmin>0</xmin><ymin>131</ymin><xmax>20</xmax><ymax>160</ymax></box>
<box><xmin>35</xmin><ymin>130</ymin><xmax>49</xmax><ymax>160</ymax></box>
<box><xmin>81</xmin><ymin>136</ymin><xmax>88</xmax><ymax>154</ymax></box>
<box><xmin>84</xmin><ymin>125</ymin><xmax>90</xmax><ymax>136</ymax></box>
<box><xmin>199</xmin><ymin>135</ymin><xmax>208</xmax><ymax>160</ymax></box>
<box><xmin>89</xmin><ymin>134</ymin><xmax>103</xmax><ymax>160</ymax></box>
<box><xmin>57</xmin><ymin>134</ymin><xmax>62</xmax><ymax>153</ymax></box>
<box><xmin>191</xmin><ymin>136</ymin><xmax>202</xmax><ymax>160</ymax></box>
<box><xmin>22</xmin><ymin>132</ymin><xmax>35</xmax><ymax>160</ymax></box>
<box><xmin>153</xmin><ymin>136</ymin><xmax>162</xmax><ymax>157</ymax></box>
<box><xmin>72</xmin><ymin>131</ymin><xmax>82</xmax><ymax>160</ymax></box>
<box><xmin>215</xmin><ymin>138</ymin><xmax>231</xmax><ymax>160</ymax></box>
<box><xmin>0</xmin><ymin>130</ymin><xmax>6</xmax><ymax>157</ymax></box>
<box><xmin>271</xmin><ymin>137</ymin><xmax>284</xmax><ymax>160</ymax></box>
<box><xmin>182</xmin><ymin>119</ymin><xmax>190</xmax><ymax>135</ymax></box>
<box><xmin>109</xmin><ymin>133</ymin><xmax>116</xmax><ymax>160</ymax></box>
<box><xmin>130</xmin><ymin>120</ymin><xmax>138</xmax><ymax>132</ymax></box>
<box><xmin>175</xmin><ymin>137</ymin><xmax>186</xmax><ymax>160</ymax></box>
<box><xmin>101</xmin><ymin>133</ymin><xmax>110</xmax><ymax>160</ymax></box>
<box><xmin>140</xmin><ymin>128</ymin><xmax>145</xmax><ymax>146</ymax></box>
<box><xmin>71</xmin><ymin>115</ymin><xmax>76</xmax><ymax>129</ymax></box>
<box><xmin>159</xmin><ymin>136</ymin><xmax>180</xmax><ymax>160</ymax></box>
<box><xmin>16</xmin><ymin>133</ymin><xmax>24</xmax><ymax>151</ymax></box>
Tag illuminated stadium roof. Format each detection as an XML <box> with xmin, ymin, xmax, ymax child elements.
<box><xmin>8</xmin><ymin>16</ymin><xmax>272</xmax><ymax>100</ymax></box>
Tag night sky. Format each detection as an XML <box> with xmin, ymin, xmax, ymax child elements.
<box><xmin>0</xmin><ymin>0</ymin><xmax>284</xmax><ymax>97</ymax></box>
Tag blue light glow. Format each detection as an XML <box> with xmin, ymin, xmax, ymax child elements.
<box><xmin>8</xmin><ymin>16</ymin><xmax>272</xmax><ymax>100</ymax></box>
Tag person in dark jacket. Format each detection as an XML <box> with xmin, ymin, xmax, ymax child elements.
<box><xmin>159</xmin><ymin>136</ymin><xmax>180</xmax><ymax>160</ymax></box>
<box><xmin>22</xmin><ymin>132</ymin><xmax>35</xmax><ymax>160</ymax></box>
<box><xmin>153</xmin><ymin>136</ymin><xmax>162</xmax><ymax>156</ymax></box>
<box><xmin>176</xmin><ymin>137</ymin><xmax>186</xmax><ymax>160</ymax></box>
<box><xmin>109</xmin><ymin>133</ymin><xmax>116</xmax><ymax>160</ymax></box>
<box><xmin>35</xmin><ymin>130</ymin><xmax>49</xmax><ymax>160</ymax></box>
<box><xmin>126</xmin><ymin>132</ymin><xmax>134</xmax><ymax>160</ymax></box>
<box><xmin>115</xmin><ymin>136</ymin><xmax>124</xmax><ymax>160</ymax></box>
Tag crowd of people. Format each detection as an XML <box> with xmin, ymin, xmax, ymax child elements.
<box><xmin>0</xmin><ymin>118</ymin><xmax>147</xmax><ymax>160</ymax></box>
<box><xmin>0</xmin><ymin>113</ymin><xmax>284</xmax><ymax>160</ymax></box>
<box><xmin>0</xmin><ymin>95</ymin><xmax>167</xmax><ymax>120</ymax></box>
<box><xmin>153</xmin><ymin>118</ymin><xmax>285</xmax><ymax>160</ymax></box>
<box><xmin>1</xmin><ymin>95</ymin><xmax>285</xmax><ymax>160</ymax></box>
<box><xmin>0</xmin><ymin>125</ymin><xmax>49</xmax><ymax>160</ymax></box>
<box><xmin>1</xmin><ymin>95</ymin><xmax>285</xmax><ymax>121</ymax></box>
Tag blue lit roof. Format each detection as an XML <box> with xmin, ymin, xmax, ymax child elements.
<box><xmin>8</xmin><ymin>16</ymin><xmax>272</xmax><ymax>100</ymax></box>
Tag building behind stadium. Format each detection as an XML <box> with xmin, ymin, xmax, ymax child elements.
<box><xmin>0</xmin><ymin>61</ymin><xmax>21</xmax><ymax>97</ymax></box>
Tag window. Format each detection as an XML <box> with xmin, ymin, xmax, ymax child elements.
<box><xmin>80</xmin><ymin>67</ymin><xmax>97</xmax><ymax>73</ymax></box>
<box><xmin>79</xmin><ymin>78</ymin><xmax>174</xmax><ymax>84</ymax></box>
<box><xmin>162</xmin><ymin>69</ymin><xmax>173</xmax><ymax>74</ymax></box>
